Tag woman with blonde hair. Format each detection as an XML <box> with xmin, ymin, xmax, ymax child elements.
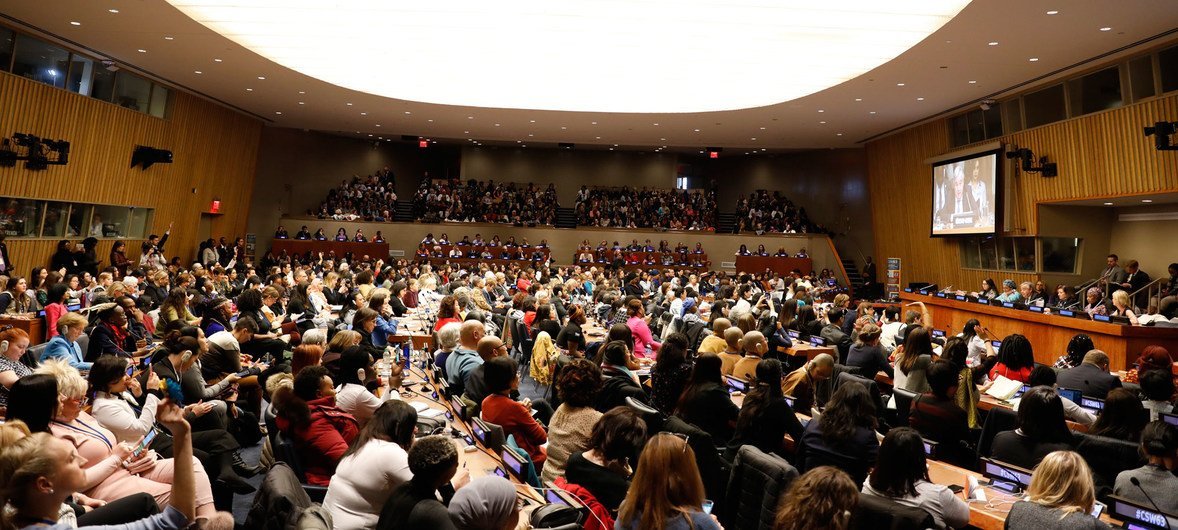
<box><xmin>1110</xmin><ymin>289</ymin><xmax>1141</xmax><ymax>325</ymax></box>
<box><xmin>773</xmin><ymin>466</ymin><xmax>859</xmax><ymax>530</ymax></box>
<box><xmin>615</xmin><ymin>432</ymin><xmax>720</xmax><ymax>530</ymax></box>
<box><xmin>1005</xmin><ymin>450</ymin><xmax>1111</xmax><ymax>529</ymax></box>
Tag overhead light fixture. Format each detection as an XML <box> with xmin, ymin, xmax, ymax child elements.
<box><xmin>1100</xmin><ymin>27</ymin><xmax>1112</xmax><ymax>31</ymax></box>
<box><xmin>987</xmin><ymin>41</ymin><xmax>998</xmax><ymax>46</ymax></box>
<box><xmin>194</xmin><ymin>70</ymin><xmax>202</xmax><ymax>74</ymax></box>
<box><xmin>1103</xmin><ymin>202</ymin><xmax>1113</xmax><ymax>206</ymax></box>
<box><xmin>1029</xmin><ymin>57</ymin><xmax>1039</xmax><ymax>62</ymax></box>
<box><xmin>1046</xmin><ymin>10</ymin><xmax>1059</xmax><ymax>14</ymax></box>
<box><xmin>137</xmin><ymin>49</ymin><xmax>147</xmax><ymax>53</ymax></box>
<box><xmin>70</xmin><ymin>21</ymin><xmax>81</xmax><ymax>26</ymax></box>
<box><xmin>108</xmin><ymin>8</ymin><xmax>119</xmax><ymax>13</ymax></box>
<box><xmin>980</xmin><ymin>99</ymin><xmax>995</xmax><ymax>111</ymax></box>
<box><xmin>214</xmin><ymin>58</ymin><xmax>223</xmax><ymax>62</ymax></box>
<box><xmin>167</xmin><ymin>0</ymin><xmax>969</xmax><ymax>113</ymax></box>
<box><xmin>1142</xmin><ymin>199</ymin><xmax>1153</xmax><ymax>203</ymax></box>
<box><xmin>164</xmin><ymin>36</ymin><xmax>174</xmax><ymax>40</ymax></box>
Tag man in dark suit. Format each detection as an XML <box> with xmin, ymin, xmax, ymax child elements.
<box><xmin>1099</xmin><ymin>254</ymin><xmax>1128</xmax><ymax>289</ymax></box>
<box><xmin>0</xmin><ymin>234</ymin><xmax>11</xmax><ymax>275</ymax></box>
<box><xmin>1055</xmin><ymin>349</ymin><xmax>1122</xmax><ymax>399</ymax></box>
<box><xmin>1119</xmin><ymin>260</ymin><xmax>1151</xmax><ymax>308</ymax></box>
<box><xmin>936</xmin><ymin>163</ymin><xmax>979</xmax><ymax>229</ymax></box>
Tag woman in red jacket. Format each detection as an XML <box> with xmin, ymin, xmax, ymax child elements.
<box><xmin>481</xmin><ymin>356</ymin><xmax>548</xmax><ymax>467</ymax></box>
<box><xmin>273</xmin><ymin>365</ymin><xmax>360</xmax><ymax>485</ymax></box>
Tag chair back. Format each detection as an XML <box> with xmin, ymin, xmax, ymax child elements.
<box><xmin>851</xmin><ymin>493</ymin><xmax>936</xmax><ymax>530</ymax></box>
<box><xmin>836</xmin><ymin>372</ymin><xmax>886</xmax><ymax>422</ymax></box>
<box><xmin>723</xmin><ymin>445</ymin><xmax>799</xmax><ymax>530</ymax></box>
<box><xmin>75</xmin><ymin>333</ymin><xmax>90</xmax><ymax>359</ymax></box>
<box><xmin>976</xmin><ymin>405</ymin><xmax>1018</xmax><ymax>462</ymax></box>
<box><xmin>891</xmin><ymin>387</ymin><xmax>918</xmax><ymax>426</ymax></box>
<box><xmin>1074</xmin><ymin>431</ymin><xmax>1146</xmax><ymax>500</ymax></box>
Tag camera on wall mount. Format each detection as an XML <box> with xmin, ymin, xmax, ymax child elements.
<box><xmin>1004</xmin><ymin>145</ymin><xmax>1057</xmax><ymax>177</ymax></box>
<box><xmin>0</xmin><ymin>133</ymin><xmax>70</xmax><ymax>170</ymax></box>
<box><xmin>1143</xmin><ymin>121</ymin><xmax>1178</xmax><ymax>151</ymax></box>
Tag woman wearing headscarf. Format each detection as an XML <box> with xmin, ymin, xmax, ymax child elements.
<box><xmin>994</xmin><ymin>280</ymin><xmax>1020</xmax><ymax>303</ymax></box>
<box><xmin>448</xmin><ymin>476</ymin><xmax>521</xmax><ymax>530</ymax></box>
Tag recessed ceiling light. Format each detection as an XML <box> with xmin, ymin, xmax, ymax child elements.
<box><xmin>375</xmin><ymin>124</ymin><xmax>381</xmax><ymax>127</ymax></box>
<box><xmin>917</xmin><ymin>97</ymin><xmax>924</xmax><ymax>101</ymax></box>
<box><xmin>70</xmin><ymin>21</ymin><xmax>81</xmax><ymax>26</ymax></box>
<box><xmin>819</xmin><ymin>121</ymin><xmax>826</xmax><ymax>124</ymax></box>
<box><xmin>1103</xmin><ymin>202</ymin><xmax>1113</xmax><ymax>205</ymax></box>
<box><xmin>896</xmin><ymin>83</ymin><xmax>905</xmax><ymax>86</ymax></box>
<box><xmin>137</xmin><ymin>49</ymin><xmax>147</xmax><ymax>53</ymax></box>
<box><xmin>660</xmin><ymin>137</ymin><xmax>666</xmax><ymax>141</ymax></box>
<box><xmin>759</xmin><ymin>126</ymin><xmax>766</xmax><ymax>130</ymax></box>
<box><xmin>1100</xmin><ymin>27</ymin><xmax>1112</xmax><ymax>31</ymax></box>
<box><xmin>968</xmin><ymin>80</ymin><xmax>977</xmax><ymax>84</ymax></box>
<box><xmin>653</xmin><ymin>123</ymin><xmax>659</xmax><ymax>126</ymax></box>
<box><xmin>108</xmin><ymin>8</ymin><xmax>119</xmax><ymax>13</ymax></box>
<box><xmin>298</xmin><ymin>90</ymin><xmax>304</xmax><ymax>94</ymax></box>
<box><xmin>298</xmin><ymin>101</ymin><xmax>304</xmax><ymax>105</ymax></box>
<box><xmin>527</xmin><ymin>134</ymin><xmax>533</xmax><ymax>137</ymax></box>
<box><xmin>988</xmin><ymin>41</ymin><xmax>998</xmax><ymax>46</ymax></box>
<box><xmin>870</xmin><ymin>111</ymin><xmax>877</xmax><ymax>114</ymax></box>
<box><xmin>694</xmin><ymin>129</ymin><xmax>700</xmax><ymax>132</ymax></box>
<box><xmin>1029</xmin><ymin>57</ymin><xmax>1038</xmax><ymax>62</ymax></box>
<box><xmin>246</xmin><ymin>88</ymin><xmax>253</xmax><ymax>91</ymax></box>
<box><xmin>275</xmin><ymin>111</ymin><xmax>282</xmax><ymax>115</ymax></box>
<box><xmin>1142</xmin><ymin>199</ymin><xmax>1154</xmax><ymax>203</ymax></box>
<box><xmin>164</xmin><ymin>36</ymin><xmax>174</xmax><ymax>40</ymax></box>
<box><xmin>855</xmin><ymin>98</ymin><xmax>862</xmax><ymax>101</ymax></box>
<box><xmin>427</xmin><ymin>119</ymin><xmax>433</xmax><ymax>122</ymax></box>
<box><xmin>214</xmin><ymin>58</ymin><xmax>223</xmax><ymax>63</ymax></box>
<box><xmin>467</xmin><ymin>116</ymin><xmax>473</xmax><ymax>119</ymax></box>
<box><xmin>818</xmin><ymin>109</ymin><xmax>825</xmax><ymax>113</ymax></box>
<box><xmin>494</xmin><ymin>123</ymin><xmax>500</xmax><ymax>126</ymax></box>
<box><xmin>529</xmin><ymin>119</ymin><xmax>536</xmax><ymax>123</ymax></box>
<box><xmin>257</xmin><ymin>76</ymin><xmax>265</xmax><ymax>80</ymax></box>
<box><xmin>591</xmin><ymin>121</ymin><xmax>597</xmax><ymax>125</ymax></box>
<box><xmin>750</xmin><ymin>137</ymin><xmax>757</xmax><ymax>141</ymax></box>
<box><xmin>595</xmin><ymin>136</ymin><xmax>601</xmax><ymax>139</ymax></box>
<box><xmin>194</xmin><ymin>70</ymin><xmax>202</xmax><ymax>74</ymax></box>
<box><xmin>1046</xmin><ymin>10</ymin><xmax>1059</xmax><ymax>15</ymax></box>
<box><xmin>405</xmin><ymin>111</ymin><xmax>412</xmax><ymax>115</ymax></box>
<box><xmin>368</xmin><ymin>134</ymin><xmax>373</xmax><ymax>137</ymax></box>
<box><xmin>360</xmin><ymin>112</ymin><xmax>367</xmax><ymax>115</ymax></box>
<box><xmin>837</xmin><ymin>133</ymin><xmax>843</xmax><ymax>136</ymax></box>
<box><xmin>464</xmin><ymin>131</ymin><xmax>470</xmax><ymax>134</ymax></box>
<box><xmin>346</xmin><ymin>102</ymin><xmax>353</xmax><ymax>106</ymax></box>
<box><xmin>561</xmin><ymin>126</ymin><xmax>567</xmax><ymax>130</ymax></box>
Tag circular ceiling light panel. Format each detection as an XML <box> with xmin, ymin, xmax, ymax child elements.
<box><xmin>168</xmin><ymin>0</ymin><xmax>969</xmax><ymax>113</ymax></box>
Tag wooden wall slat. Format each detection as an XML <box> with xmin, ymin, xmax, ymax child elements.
<box><xmin>868</xmin><ymin>92</ymin><xmax>1178</xmax><ymax>289</ymax></box>
<box><xmin>0</xmin><ymin>71</ymin><xmax>261</xmax><ymax>276</ymax></box>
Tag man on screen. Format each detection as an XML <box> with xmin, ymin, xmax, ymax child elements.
<box><xmin>936</xmin><ymin>163</ymin><xmax>979</xmax><ymax>229</ymax></box>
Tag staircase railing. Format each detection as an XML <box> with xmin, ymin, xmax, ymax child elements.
<box><xmin>1129</xmin><ymin>277</ymin><xmax>1168</xmax><ymax>312</ymax></box>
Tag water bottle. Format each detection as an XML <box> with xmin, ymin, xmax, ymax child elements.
<box><xmin>402</xmin><ymin>341</ymin><xmax>411</xmax><ymax>369</ymax></box>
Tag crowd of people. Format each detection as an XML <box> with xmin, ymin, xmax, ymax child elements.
<box><xmin>0</xmin><ymin>226</ymin><xmax>1176</xmax><ymax>530</ymax></box>
<box><xmin>573</xmin><ymin>185</ymin><xmax>718</xmax><ymax>231</ymax></box>
<box><xmin>573</xmin><ymin>239</ymin><xmax>711</xmax><ymax>269</ymax></box>
<box><xmin>413</xmin><ymin>179</ymin><xmax>558</xmax><ymax>226</ymax></box>
<box><xmin>734</xmin><ymin>190</ymin><xmax>825</xmax><ymax>235</ymax></box>
<box><xmin>312</xmin><ymin>168</ymin><xmax>398</xmax><ymax>221</ymax></box>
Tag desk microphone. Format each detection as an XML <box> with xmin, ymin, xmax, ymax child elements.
<box><xmin>1129</xmin><ymin>477</ymin><xmax>1170</xmax><ymax>529</ymax></box>
<box><xmin>404</xmin><ymin>387</ymin><xmax>446</xmax><ymax>407</ymax></box>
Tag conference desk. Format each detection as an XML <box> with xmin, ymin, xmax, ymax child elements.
<box><xmin>270</xmin><ymin>239</ymin><xmax>390</xmax><ymax>259</ymax></box>
<box><xmin>733</xmin><ymin>256</ymin><xmax>813</xmax><ymax>276</ymax></box>
<box><xmin>0</xmin><ymin>316</ymin><xmax>44</xmax><ymax>344</ymax></box>
<box><xmin>899</xmin><ymin>291</ymin><xmax>1178</xmax><ymax>371</ymax></box>
<box><xmin>777</xmin><ymin>342</ymin><xmax>836</xmax><ymax>361</ymax></box>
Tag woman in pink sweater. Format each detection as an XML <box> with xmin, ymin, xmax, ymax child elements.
<box><xmin>625</xmin><ymin>299</ymin><xmax>661</xmax><ymax>359</ymax></box>
<box><xmin>44</xmin><ymin>284</ymin><xmax>70</xmax><ymax>339</ymax></box>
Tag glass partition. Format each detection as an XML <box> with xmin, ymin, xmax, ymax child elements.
<box><xmin>0</xmin><ymin>198</ymin><xmax>43</xmax><ymax>237</ymax></box>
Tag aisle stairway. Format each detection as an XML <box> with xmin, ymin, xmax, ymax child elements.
<box><xmin>554</xmin><ymin>207</ymin><xmax>577</xmax><ymax>229</ymax></box>
<box><xmin>393</xmin><ymin>200</ymin><xmax>415</xmax><ymax>222</ymax></box>
<box><xmin>716</xmin><ymin>212</ymin><xmax>737</xmax><ymax>234</ymax></box>
<box><xmin>842</xmin><ymin>258</ymin><xmax>869</xmax><ymax>298</ymax></box>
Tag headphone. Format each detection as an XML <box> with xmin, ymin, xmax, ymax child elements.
<box><xmin>180</xmin><ymin>350</ymin><xmax>194</xmax><ymax>364</ymax></box>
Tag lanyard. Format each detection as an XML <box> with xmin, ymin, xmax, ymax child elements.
<box><xmin>54</xmin><ymin>417</ymin><xmax>113</xmax><ymax>450</ymax></box>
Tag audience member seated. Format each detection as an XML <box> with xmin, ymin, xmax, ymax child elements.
<box><xmin>798</xmin><ymin>383</ymin><xmax>880</xmax><ymax>482</ymax></box>
<box><xmin>1052</xmin><ymin>334</ymin><xmax>1095</xmax><ymax>370</ymax></box>
<box><xmin>1022</xmin><ymin>366</ymin><xmax>1095</xmax><ymax>426</ymax></box>
<box><xmin>375</xmin><ymin>435</ymin><xmax>469</xmax><ymax>530</ymax></box>
<box><xmin>988</xmin><ymin>334</ymin><xmax>1035</xmax><ymax>383</ymax></box>
<box><xmin>1004</xmin><ymin>451</ymin><xmax>1111</xmax><ymax>530</ymax></box>
<box><xmin>0</xmin><ymin>327</ymin><xmax>32</xmax><ymax>410</ymax></box>
<box><xmin>783</xmin><ymin>353</ymin><xmax>835</xmax><ymax>414</ymax></box>
<box><xmin>614</xmin><ymin>432</ymin><xmax>721</xmax><ymax>530</ymax></box>
<box><xmin>447</xmin><ymin>476</ymin><xmax>521</xmax><ymax>530</ymax></box>
<box><xmin>676</xmin><ymin>353</ymin><xmax>740</xmax><ymax>445</ymax></box>
<box><xmin>1056</xmin><ymin>349</ymin><xmax>1122</xmax><ymax>399</ymax></box>
<box><xmin>541</xmin><ymin>358</ymin><xmax>603</xmax><ymax>484</ymax></box>
<box><xmin>697</xmin><ymin>318</ymin><xmax>730</xmax><ymax>354</ymax></box>
<box><xmin>432</xmin><ymin>322</ymin><xmax>462</xmax><ymax>381</ymax></box>
<box><xmin>726</xmin><ymin>359</ymin><xmax>804</xmax><ymax>460</ymax></box>
<box><xmin>334</xmin><ymin>346</ymin><xmax>391</xmax><ymax>426</ymax></box>
<box><xmin>271</xmin><ymin>365</ymin><xmax>360</xmax><ymax>486</ymax></box>
<box><xmin>908</xmin><ymin>360</ymin><xmax>972</xmax><ymax>468</ymax></box>
<box><xmin>40</xmin><ymin>312</ymin><xmax>91</xmax><ymax>372</ymax></box>
<box><xmin>862</xmin><ymin>427</ymin><xmax>970</xmax><ymax>529</ymax></box>
<box><xmin>939</xmin><ymin>336</ymin><xmax>984</xmax><ymax>429</ymax></box>
<box><xmin>894</xmin><ymin>326</ymin><xmax>935</xmax><ymax>393</ymax></box>
<box><xmin>734</xmin><ymin>189</ymin><xmax>824</xmax><ymax>235</ymax></box>
<box><xmin>846</xmin><ymin>323</ymin><xmax>892</xmax><ymax>379</ymax></box>
<box><xmin>732</xmin><ymin>330</ymin><xmax>767</xmax><ymax>381</ymax></box>
<box><xmin>1140</xmin><ymin>370</ymin><xmax>1175</xmax><ymax>421</ymax></box>
<box><xmin>312</xmin><ymin>169</ymin><xmax>397</xmax><ymax>221</ymax></box>
<box><xmin>649</xmin><ymin>333</ymin><xmax>694</xmax><ymax>415</ymax></box>
<box><xmin>412</xmin><ymin>178</ymin><xmax>556</xmax><ymax>225</ymax></box>
<box><xmin>773</xmin><ymin>466</ymin><xmax>859</xmax><ymax>530</ymax></box>
<box><xmin>1113</xmin><ymin>420</ymin><xmax>1178</xmax><ymax>514</ymax></box>
<box><xmin>480</xmin><ymin>356</ymin><xmax>548</xmax><ymax>467</ymax></box>
<box><xmin>717</xmin><ymin>327</ymin><xmax>744</xmax><ymax>376</ymax></box>
<box><xmin>1088</xmin><ymin>388</ymin><xmax>1147</xmax><ymax>443</ymax></box>
<box><xmin>324</xmin><ymin>400</ymin><xmax>417</xmax><ymax>530</ymax></box>
<box><xmin>575</xmin><ymin>185</ymin><xmax>716</xmax><ymax>231</ymax></box>
<box><xmin>991</xmin><ymin>387</ymin><xmax>1074</xmax><ymax>469</ymax></box>
<box><xmin>594</xmin><ymin>341</ymin><xmax>648</xmax><ymax>412</ymax></box>
<box><xmin>563</xmin><ymin>406</ymin><xmax>648</xmax><ymax>514</ymax></box>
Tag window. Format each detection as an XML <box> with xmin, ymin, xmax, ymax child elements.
<box><xmin>0</xmin><ymin>27</ymin><xmax>14</xmax><ymax>72</ymax></box>
<box><xmin>1067</xmin><ymin>66</ymin><xmax>1122</xmax><ymax>116</ymax></box>
<box><xmin>113</xmin><ymin>72</ymin><xmax>152</xmax><ymax>112</ymax></box>
<box><xmin>1160</xmin><ymin>44</ymin><xmax>1178</xmax><ymax>94</ymax></box>
<box><xmin>960</xmin><ymin>236</ymin><xmax>1078</xmax><ymax>273</ymax></box>
<box><xmin>148</xmin><ymin>84</ymin><xmax>170</xmax><ymax>118</ymax></box>
<box><xmin>1128</xmin><ymin>56</ymin><xmax>1156</xmax><ymax>102</ymax></box>
<box><xmin>0</xmin><ymin>198</ymin><xmax>43</xmax><ymax>237</ymax></box>
<box><xmin>1040</xmin><ymin>237</ymin><xmax>1080</xmax><ymax>274</ymax></box>
<box><xmin>90</xmin><ymin>66</ymin><xmax>116</xmax><ymax>102</ymax></box>
<box><xmin>949</xmin><ymin>104</ymin><xmax>1003</xmax><ymax>147</ymax></box>
<box><xmin>66</xmin><ymin>53</ymin><xmax>97</xmax><ymax>96</ymax></box>
<box><xmin>1002</xmin><ymin>98</ymin><xmax>1023</xmax><ymax>133</ymax></box>
<box><xmin>1024</xmin><ymin>84</ymin><xmax>1067</xmax><ymax>128</ymax></box>
<box><xmin>675</xmin><ymin>176</ymin><xmax>688</xmax><ymax>190</ymax></box>
<box><xmin>5</xmin><ymin>198</ymin><xmax>153</xmax><ymax>238</ymax></box>
<box><xmin>11</xmin><ymin>34</ymin><xmax>68</xmax><ymax>89</ymax></box>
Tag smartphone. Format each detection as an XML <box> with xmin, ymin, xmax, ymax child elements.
<box><xmin>702</xmin><ymin>500</ymin><xmax>714</xmax><ymax>515</ymax></box>
<box><xmin>444</xmin><ymin>411</ymin><xmax>454</xmax><ymax>421</ymax></box>
<box><xmin>133</xmin><ymin>429</ymin><xmax>159</xmax><ymax>457</ymax></box>
<box><xmin>125</xmin><ymin>363</ymin><xmax>136</xmax><ymax>377</ymax></box>
<box><xmin>947</xmin><ymin>484</ymin><xmax>964</xmax><ymax>494</ymax></box>
<box><xmin>1090</xmin><ymin>501</ymin><xmax>1105</xmax><ymax>518</ymax></box>
<box><xmin>462</xmin><ymin>434</ymin><xmax>475</xmax><ymax>446</ymax></box>
<box><xmin>234</xmin><ymin>368</ymin><xmax>253</xmax><ymax>378</ymax></box>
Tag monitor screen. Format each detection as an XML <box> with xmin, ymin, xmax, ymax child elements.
<box><xmin>783</xmin><ymin>395</ymin><xmax>797</xmax><ymax>409</ymax></box>
<box><xmin>809</xmin><ymin>336</ymin><xmax>826</xmax><ymax>347</ymax></box>
<box><xmin>1110</xmin><ymin>496</ymin><xmax>1173</xmax><ymax>529</ymax></box>
<box><xmin>932</xmin><ymin>329</ymin><xmax>946</xmax><ymax>338</ymax></box>
<box><xmin>931</xmin><ymin>151</ymin><xmax>999</xmax><ymax>236</ymax></box>
<box><xmin>545</xmin><ymin>489</ymin><xmax>568</xmax><ymax>505</ymax></box>
<box><xmin>1057</xmin><ymin>388</ymin><xmax>1082</xmax><ymax>404</ymax></box>
<box><xmin>787</xmin><ymin>330</ymin><xmax>800</xmax><ymax>339</ymax></box>
<box><xmin>450</xmin><ymin>396</ymin><xmax>466</xmax><ymax>418</ymax></box>
<box><xmin>492</xmin><ymin>467</ymin><xmax>508</xmax><ymax>479</ymax></box>
<box><xmin>990</xmin><ymin>340</ymin><xmax>1003</xmax><ymax>349</ymax></box>
<box><xmin>982</xmin><ymin>459</ymin><xmax>1032</xmax><ymax>491</ymax></box>
<box><xmin>472</xmin><ymin>421</ymin><xmax>486</xmax><ymax>443</ymax></box>
<box><xmin>922</xmin><ymin>438</ymin><xmax>938</xmax><ymax>457</ymax></box>
<box><xmin>501</xmin><ymin>448</ymin><xmax>525</xmax><ymax>478</ymax></box>
<box><xmin>726</xmin><ymin>376</ymin><xmax>748</xmax><ymax>393</ymax></box>
<box><xmin>1080</xmin><ymin>396</ymin><xmax>1105</xmax><ymax>412</ymax></box>
<box><xmin>1161</xmin><ymin>412</ymin><xmax>1178</xmax><ymax>427</ymax></box>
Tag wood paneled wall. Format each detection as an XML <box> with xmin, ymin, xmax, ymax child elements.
<box><xmin>868</xmin><ymin>92</ymin><xmax>1178</xmax><ymax>290</ymax></box>
<box><xmin>0</xmin><ymin>71</ymin><xmax>262</xmax><ymax>276</ymax></box>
